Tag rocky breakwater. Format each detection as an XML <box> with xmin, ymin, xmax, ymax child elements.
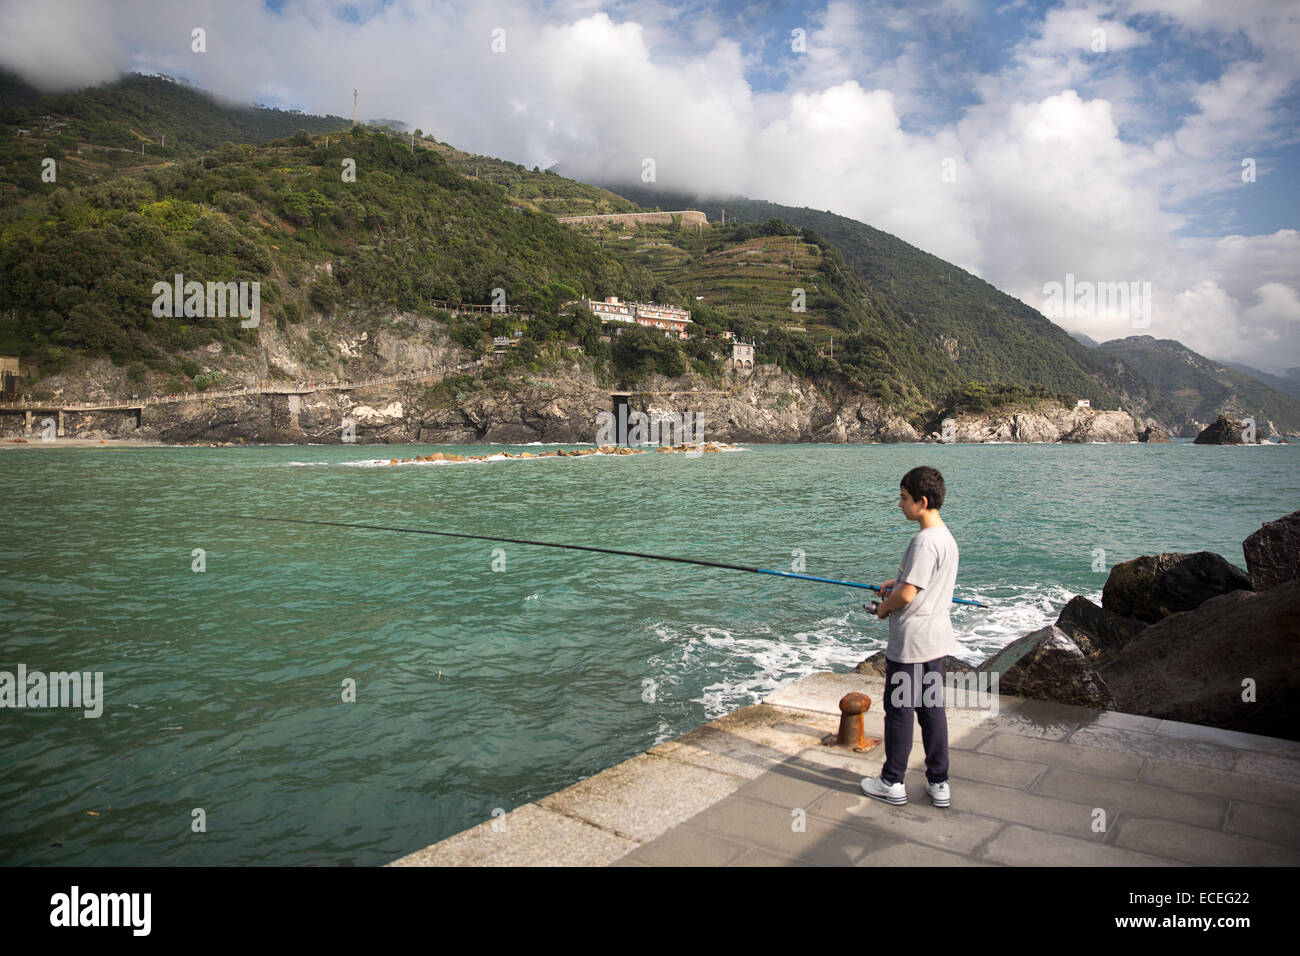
<box><xmin>859</xmin><ymin>510</ymin><xmax>1300</xmax><ymax>739</ymax></box>
<box><xmin>922</xmin><ymin>402</ymin><xmax>1155</xmax><ymax>443</ymax></box>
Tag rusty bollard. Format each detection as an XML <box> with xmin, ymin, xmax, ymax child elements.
<box><xmin>821</xmin><ymin>692</ymin><xmax>881</xmax><ymax>753</ymax></box>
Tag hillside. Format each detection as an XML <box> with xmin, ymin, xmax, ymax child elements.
<box><xmin>427</xmin><ymin>142</ymin><xmax>642</xmax><ymax>220</ymax></box>
<box><xmin>568</xmin><ymin>215</ymin><xmax>970</xmax><ymax>414</ymax></box>
<box><xmin>1221</xmin><ymin>360</ymin><xmax>1300</xmax><ymax>403</ymax></box>
<box><xmin>1095</xmin><ymin>336</ymin><xmax>1300</xmax><ymax>436</ymax></box>
<box><xmin>0</xmin><ymin>121</ymin><xmax>631</xmax><ymax>394</ymax></box>
<box><xmin>0</xmin><ymin>71</ymin><xmax>351</xmax><ymax>157</ymax></box>
<box><xmin>590</xmin><ymin>183</ymin><xmax>1129</xmax><ymax>409</ymax></box>
<box><xmin>0</xmin><ymin>74</ymin><xmax>1131</xmax><ymax>429</ymax></box>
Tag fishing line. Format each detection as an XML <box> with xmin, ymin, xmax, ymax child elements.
<box><xmin>235</xmin><ymin>515</ymin><xmax>989</xmax><ymax>608</ymax></box>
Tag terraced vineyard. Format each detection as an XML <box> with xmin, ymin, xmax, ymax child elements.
<box><xmin>575</xmin><ymin>225</ymin><xmax>853</xmax><ymax>353</ymax></box>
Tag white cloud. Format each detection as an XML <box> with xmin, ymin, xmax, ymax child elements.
<box><xmin>1031</xmin><ymin>4</ymin><xmax>1149</xmax><ymax>55</ymax></box>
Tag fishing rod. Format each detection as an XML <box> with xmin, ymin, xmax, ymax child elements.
<box><xmin>235</xmin><ymin>515</ymin><xmax>989</xmax><ymax>608</ymax></box>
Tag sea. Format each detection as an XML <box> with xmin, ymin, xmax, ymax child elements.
<box><xmin>1</xmin><ymin>439</ymin><xmax>1295</xmax><ymax>864</ymax></box>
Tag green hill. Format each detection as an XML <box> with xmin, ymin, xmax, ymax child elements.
<box><xmin>0</xmin><ymin>71</ymin><xmax>351</xmax><ymax>156</ymax></box>
<box><xmin>1096</xmin><ymin>336</ymin><xmax>1300</xmax><ymax>435</ymax></box>
<box><xmin>0</xmin><ymin>121</ymin><xmax>630</xmax><ymax>382</ymax></box>
<box><xmin>566</xmin><ymin>215</ymin><xmax>972</xmax><ymax>413</ymax></box>
<box><xmin>590</xmin><ymin>183</ymin><xmax>1127</xmax><ymax>409</ymax></box>
<box><xmin>0</xmin><ymin>74</ymin><xmax>1153</xmax><ymax>425</ymax></box>
<box><xmin>427</xmin><ymin>143</ymin><xmax>642</xmax><ymax>220</ymax></box>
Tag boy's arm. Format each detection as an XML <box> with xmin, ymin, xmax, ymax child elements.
<box><xmin>876</xmin><ymin>583</ymin><xmax>918</xmax><ymax>618</ymax></box>
<box><xmin>877</xmin><ymin>535</ymin><xmax>938</xmax><ymax>618</ymax></box>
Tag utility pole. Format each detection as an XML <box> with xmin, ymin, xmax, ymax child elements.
<box><xmin>353</xmin><ymin>89</ymin><xmax>358</xmax><ymax>126</ymax></box>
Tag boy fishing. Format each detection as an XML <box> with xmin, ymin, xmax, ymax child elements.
<box><xmin>861</xmin><ymin>465</ymin><xmax>959</xmax><ymax>808</ymax></box>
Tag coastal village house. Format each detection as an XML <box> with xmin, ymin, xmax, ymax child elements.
<box><xmin>579</xmin><ymin>296</ymin><xmax>693</xmax><ymax>340</ymax></box>
<box><xmin>726</xmin><ymin>341</ymin><xmax>755</xmax><ymax>371</ymax></box>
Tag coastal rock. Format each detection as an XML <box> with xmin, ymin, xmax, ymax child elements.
<box><xmin>1102</xmin><ymin>552</ymin><xmax>1253</xmax><ymax>624</ymax></box>
<box><xmin>1136</xmin><ymin>422</ymin><xmax>1171</xmax><ymax>442</ymax></box>
<box><xmin>1053</xmin><ymin>596</ymin><xmax>1146</xmax><ymax>665</ymax></box>
<box><xmin>1193</xmin><ymin>415</ymin><xmax>1253</xmax><ymax>444</ymax></box>
<box><xmin>1098</xmin><ymin>579</ymin><xmax>1300</xmax><ymax>740</ymax></box>
<box><xmin>1242</xmin><ymin>509</ymin><xmax>1300</xmax><ymax>591</ymax></box>
<box><xmin>976</xmin><ymin>625</ymin><xmax>1115</xmax><ymax>709</ymax></box>
<box><xmin>933</xmin><ymin>405</ymin><xmax>1141</xmax><ymax>444</ymax></box>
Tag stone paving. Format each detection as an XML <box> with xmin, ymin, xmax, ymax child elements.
<box><xmin>389</xmin><ymin>672</ymin><xmax>1300</xmax><ymax>867</ymax></box>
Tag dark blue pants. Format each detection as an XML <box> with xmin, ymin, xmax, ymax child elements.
<box><xmin>882</xmin><ymin>657</ymin><xmax>949</xmax><ymax>786</ymax></box>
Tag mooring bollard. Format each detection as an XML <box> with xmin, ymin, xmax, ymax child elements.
<box><xmin>821</xmin><ymin>692</ymin><xmax>880</xmax><ymax>753</ymax></box>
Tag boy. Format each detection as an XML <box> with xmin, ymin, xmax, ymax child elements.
<box><xmin>860</xmin><ymin>465</ymin><xmax>959</xmax><ymax>808</ymax></box>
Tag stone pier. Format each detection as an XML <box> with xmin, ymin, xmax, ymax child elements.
<box><xmin>389</xmin><ymin>671</ymin><xmax>1300</xmax><ymax>867</ymax></box>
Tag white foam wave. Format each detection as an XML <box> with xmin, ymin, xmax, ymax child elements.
<box><xmin>642</xmin><ymin>582</ymin><xmax>1095</xmax><ymax>720</ymax></box>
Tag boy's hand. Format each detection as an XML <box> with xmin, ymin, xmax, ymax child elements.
<box><xmin>874</xmin><ymin>601</ymin><xmax>890</xmax><ymax>620</ymax></box>
<box><xmin>880</xmin><ymin>579</ymin><xmax>895</xmax><ymax>597</ymax></box>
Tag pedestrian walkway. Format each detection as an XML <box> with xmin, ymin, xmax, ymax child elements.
<box><xmin>388</xmin><ymin>672</ymin><xmax>1300</xmax><ymax>866</ymax></box>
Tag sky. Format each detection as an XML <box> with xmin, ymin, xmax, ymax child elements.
<box><xmin>1</xmin><ymin>0</ymin><xmax>1297</xmax><ymax>373</ymax></box>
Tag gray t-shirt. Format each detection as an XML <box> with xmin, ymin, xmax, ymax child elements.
<box><xmin>887</xmin><ymin>524</ymin><xmax>960</xmax><ymax>663</ymax></box>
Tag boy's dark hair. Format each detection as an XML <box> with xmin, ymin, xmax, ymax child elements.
<box><xmin>901</xmin><ymin>466</ymin><xmax>945</xmax><ymax>511</ymax></box>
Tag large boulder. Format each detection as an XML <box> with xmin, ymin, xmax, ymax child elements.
<box><xmin>1102</xmin><ymin>552</ymin><xmax>1253</xmax><ymax>624</ymax></box>
<box><xmin>1193</xmin><ymin>415</ymin><xmax>1254</xmax><ymax>444</ymax></box>
<box><xmin>1099</xmin><ymin>580</ymin><xmax>1300</xmax><ymax>740</ymax></box>
<box><xmin>1054</xmin><ymin>596</ymin><xmax>1147</xmax><ymax>665</ymax></box>
<box><xmin>1242</xmin><ymin>510</ymin><xmax>1300</xmax><ymax>591</ymax></box>
<box><xmin>975</xmin><ymin>625</ymin><xmax>1115</xmax><ymax>709</ymax></box>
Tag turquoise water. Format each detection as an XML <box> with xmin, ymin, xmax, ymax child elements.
<box><xmin>1</xmin><ymin>440</ymin><xmax>1295</xmax><ymax>865</ymax></box>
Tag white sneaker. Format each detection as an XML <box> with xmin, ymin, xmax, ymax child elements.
<box><xmin>860</xmin><ymin>775</ymin><xmax>907</xmax><ymax>805</ymax></box>
<box><xmin>926</xmin><ymin>780</ymin><xmax>950</xmax><ymax>808</ymax></box>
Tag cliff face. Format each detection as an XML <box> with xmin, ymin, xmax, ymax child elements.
<box><xmin>110</xmin><ymin>365</ymin><xmax>1144</xmax><ymax>445</ymax></box>
<box><xmin>16</xmin><ymin>309</ymin><xmax>1143</xmax><ymax>444</ymax></box>
<box><xmin>125</xmin><ymin>362</ymin><xmax>919</xmax><ymax>445</ymax></box>
<box><xmin>924</xmin><ymin>405</ymin><xmax>1144</xmax><ymax>443</ymax></box>
<box><xmin>22</xmin><ymin>310</ymin><xmax>464</xmax><ymax>406</ymax></box>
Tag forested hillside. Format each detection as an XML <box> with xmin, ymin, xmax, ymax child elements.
<box><xmin>595</xmin><ymin>184</ymin><xmax>1125</xmax><ymax>408</ymax></box>
<box><xmin>1097</xmin><ymin>336</ymin><xmax>1300</xmax><ymax>434</ymax></box>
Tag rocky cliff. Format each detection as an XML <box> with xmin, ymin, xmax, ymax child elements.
<box><xmin>15</xmin><ymin>308</ymin><xmax>1149</xmax><ymax>445</ymax></box>
<box><xmin>922</xmin><ymin>404</ymin><xmax>1150</xmax><ymax>443</ymax></box>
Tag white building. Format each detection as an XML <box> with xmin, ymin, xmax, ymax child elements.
<box><xmin>726</xmin><ymin>342</ymin><xmax>755</xmax><ymax>371</ymax></box>
<box><xmin>580</xmin><ymin>296</ymin><xmax>693</xmax><ymax>340</ymax></box>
